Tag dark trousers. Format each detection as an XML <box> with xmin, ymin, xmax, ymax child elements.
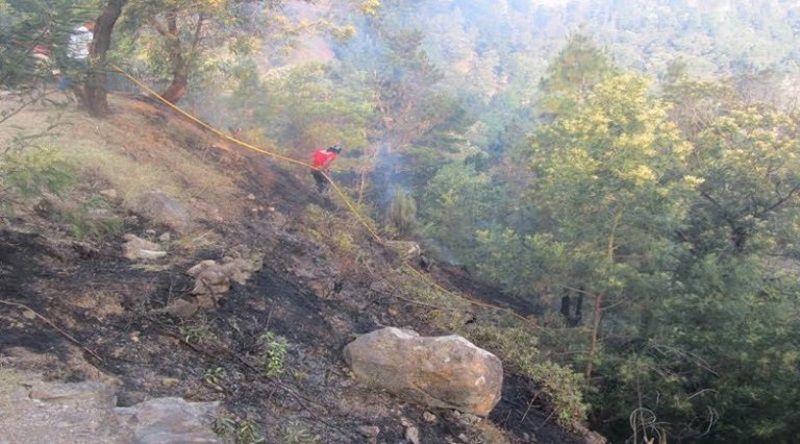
<box><xmin>312</xmin><ymin>170</ymin><xmax>328</xmax><ymax>193</ymax></box>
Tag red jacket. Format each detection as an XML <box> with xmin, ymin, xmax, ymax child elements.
<box><xmin>312</xmin><ymin>150</ymin><xmax>338</xmax><ymax>169</ymax></box>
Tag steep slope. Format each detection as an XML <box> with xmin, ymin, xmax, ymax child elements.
<box><xmin>0</xmin><ymin>94</ymin><xmax>598</xmax><ymax>443</ymax></box>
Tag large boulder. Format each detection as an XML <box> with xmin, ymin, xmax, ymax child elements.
<box><xmin>343</xmin><ymin>327</ymin><xmax>503</xmax><ymax>416</ymax></box>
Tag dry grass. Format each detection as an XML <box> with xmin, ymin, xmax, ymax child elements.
<box><xmin>0</xmin><ymin>94</ymin><xmax>245</xmax><ymax>234</ymax></box>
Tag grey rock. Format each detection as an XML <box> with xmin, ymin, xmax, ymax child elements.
<box><xmin>115</xmin><ymin>397</ymin><xmax>220</xmax><ymax>444</ymax></box>
<box><xmin>358</xmin><ymin>425</ymin><xmax>380</xmax><ymax>437</ymax></box>
<box><xmin>405</xmin><ymin>425</ymin><xmax>420</xmax><ymax>444</ymax></box>
<box><xmin>187</xmin><ymin>251</ymin><xmax>262</xmax><ymax>302</ymax></box>
<box><xmin>0</xmin><ymin>369</ymin><xmax>220</xmax><ymax>444</ymax></box>
<box><xmin>343</xmin><ymin>327</ymin><xmax>503</xmax><ymax>416</ymax></box>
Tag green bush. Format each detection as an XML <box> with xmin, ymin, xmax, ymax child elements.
<box><xmin>464</xmin><ymin>324</ymin><xmax>588</xmax><ymax>428</ymax></box>
<box><xmin>386</xmin><ymin>189</ymin><xmax>418</xmax><ymax>237</ymax></box>
<box><xmin>56</xmin><ymin>196</ymin><xmax>124</xmax><ymax>241</ymax></box>
<box><xmin>258</xmin><ymin>331</ymin><xmax>288</xmax><ymax>378</ymax></box>
<box><xmin>1</xmin><ymin>147</ymin><xmax>75</xmax><ymax>199</ymax></box>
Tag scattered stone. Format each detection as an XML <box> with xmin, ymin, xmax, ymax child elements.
<box><xmin>71</xmin><ymin>241</ymin><xmax>99</xmax><ymax>258</ymax></box>
<box><xmin>159</xmin><ymin>232</ymin><xmax>172</xmax><ymax>242</ymax></box>
<box><xmin>423</xmin><ymin>411</ymin><xmax>437</xmax><ymax>423</ymax></box>
<box><xmin>160</xmin><ymin>378</ymin><xmax>180</xmax><ymax>388</ymax></box>
<box><xmin>246</xmin><ymin>193</ymin><xmax>256</xmax><ymax>200</ymax></box>
<box><xmin>22</xmin><ymin>310</ymin><xmax>37</xmax><ymax>320</ymax></box>
<box><xmin>343</xmin><ymin>327</ymin><xmax>503</xmax><ymax>416</ymax></box>
<box><xmin>135</xmin><ymin>191</ymin><xmax>192</xmax><ymax>233</ymax></box>
<box><xmin>122</xmin><ymin>234</ymin><xmax>167</xmax><ymax>262</ymax></box>
<box><xmin>456</xmin><ymin>412</ymin><xmax>480</xmax><ymax>426</ymax></box>
<box><xmin>405</xmin><ymin>425</ymin><xmax>421</xmax><ymax>444</ymax></box>
<box><xmin>145</xmin><ymin>229</ymin><xmax>157</xmax><ymax>237</ymax></box>
<box><xmin>358</xmin><ymin>425</ymin><xmax>380</xmax><ymax>438</ymax></box>
<box><xmin>384</xmin><ymin>240</ymin><xmax>421</xmax><ymax>261</ymax></box>
<box><xmin>99</xmin><ymin>189</ymin><xmax>118</xmax><ymax>199</ymax></box>
<box><xmin>162</xmin><ymin>299</ymin><xmax>199</xmax><ymax>319</ymax></box>
<box><xmin>186</xmin><ymin>250</ymin><xmax>262</xmax><ymax>306</ymax></box>
<box><xmin>458</xmin><ymin>433</ymin><xmax>470</xmax><ymax>443</ymax></box>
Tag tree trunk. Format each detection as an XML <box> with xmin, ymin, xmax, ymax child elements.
<box><xmin>584</xmin><ymin>211</ymin><xmax>621</xmax><ymax>380</ymax></box>
<box><xmin>584</xmin><ymin>293</ymin><xmax>603</xmax><ymax>380</ymax></box>
<box><xmin>158</xmin><ymin>11</ymin><xmax>203</xmax><ymax>104</ymax></box>
<box><xmin>159</xmin><ymin>10</ymin><xmax>188</xmax><ymax>104</ymax></box>
<box><xmin>83</xmin><ymin>0</ymin><xmax>126</xmax><ymax>117</ymax></box>
<box><xmin>161</xmin><ymin>68</ymin><xmax>188</xmax><ymax>103</ymax></box>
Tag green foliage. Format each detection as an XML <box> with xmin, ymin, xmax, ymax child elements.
<box><xmin>203</xmin><ymin>366</ymin><xmax>226</xmax><ymax>390</ymax></box>
<box><xmin>688</xmin><ymin>105</ymin><xmax>800</xmax><ymax>255</ymax></box>
<box><xmin>260</xmin><ymin>62</ymin><xmax>373</xmax><ymax>150</ymax></box>
<box><xmin>464</xmin><ymin>324</ymin><xmax>588</xmax><ymax>427</ymax></box>
<box><xmin>420</xmin><ymin>162</ymin><xmax>497</xmax><ymax>264</ymax></box>
<box><xmin>538</xmin><ymin>33</ymin><xmax>616</xmax><ymax>118</ymax></box>
<box><xmin>280</xmin><ymin>421</ymin><xmax>321</xmax><ymax>444</ymax></box>
<box><xmin>303</xmin><ymin>203</ymin><xmax>361</xmax><ymax>256</ymax></box>
<box><xmin>385</xmin><ymin>188</ymin><xmax>417</xmax><ymax>237</ymax></box>
<box><xmin>1</xmin><ymin>146</ymin><xmax>75</xmax><ymax>198</ymax></box>
<box><xmin>258</xmin><ymin>331</ymin><xmax>288</xmax><ymax>379</ymax></box>
<box><xmin>0</xmin><ymin>0</ymin><xmax>95</xmax><ymax>87</ymax></box>
<box><xmin>212</xmin><ymin>415</ymin><xmax>265</xmax><ymax>444</ymax></box>
<box><xmin>179</xmin><ymin>323</ymin><xmax>214</xmax><ymax>344</ymax></box>
<box><xmin>58</xmin><ymin>200</ymin><xmax>124</xmax><ymax>241</ymax></box>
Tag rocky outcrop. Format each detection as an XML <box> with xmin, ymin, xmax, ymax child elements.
<box><xmin>186</xmin><ymin>249</ymin><xmax>263</xmax><ymax>307</ymax></box>
<box><xmin>0</xmin><ymin>369</ymin><xmax>219</xmax><ymax>444</ymax></box>
<box><xmin>343</xmin><ymin>327</ymin><xmax>503</xmax><ymax>416</ymax></box>
<box><xmin>115</xmin><ymin>398</ymin><xmax>220</xmax><ymax>444</ymax></box>
<box><xmin>122</xmin><ymin>234</ymin><xmax>167</xmax><ymax>261</ymax></box>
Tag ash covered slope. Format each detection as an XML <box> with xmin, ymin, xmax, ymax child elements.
<box><xmin>0</xmin><ymin>95</ymin><xmax>599</xmax><ymax>444</ymax></box>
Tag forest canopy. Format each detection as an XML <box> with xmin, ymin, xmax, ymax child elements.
<box><xmin>2</xmin><ymin>0</ymin><xmax>799</xmax><ymax>442</ymax></box>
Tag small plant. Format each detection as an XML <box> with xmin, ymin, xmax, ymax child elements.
<box><xmin>212</xmin><ymin>415</ymin><xmax>264</xmax><ymax>444</ymax></box>
<box><xmin>203</xmin><ymin>366</ymin><xmax>226</xmax><ymax>390</ymax></box>
<box><xmin>179</xmin><ymin>323</ymin><xmax>213</xmax><ymax>344</ymax></box>
<box><xmin>56</xmin><ymin>196</ymin><xmax>124</xmax><ymax>241</ymax></box>
<box><xmin>1</xmin><ymin>146</ymin><xmax>75</xmax><ymax>199</ymax></box>
<box><xmin>281</xmin><ymin>420</ymin><xmax>320</xmax><ymax>444</ymax></box>
<box><xmin>211</xmin><ymin>415</ymin><xmax>237</xmax><ymax>437</ymax></box>
<box><xmin>235</xmin><ymin>419</ymin><xmax>265</xmax><ymax>444</ymax></box>
<box><xmin>258</xmin><ymin>331</ymin><xmax>288</xmax><ymax>378</ymax></box>
<box><xmin>291</xmin><ymin>369</ymin><xmax>308</xmax><ymax>383</ymax></box>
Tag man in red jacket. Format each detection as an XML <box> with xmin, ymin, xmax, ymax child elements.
<box><xmin>311</xmin><ymin>145</ymin><xmax>342</xmax><ymax>193</ymax></box>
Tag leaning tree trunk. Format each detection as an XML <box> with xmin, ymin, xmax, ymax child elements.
<box><xmin>161</xmin><ymin>67</ymin><xmax>188</xmax><ymax>104</ymax></box>
<box><xmin>158</xmin><ymin>11</ymin><xmax>203</xmax><ymax>104</ymax></box>
<box><xmin>83</xmin><ymin>0</ymin><xmax>126</xmax><ymax>117</ymax></box>
<box><xmin>159</xmin><ymin>10</ymin><xmax>188</xmax><ymax>104</ymax></box>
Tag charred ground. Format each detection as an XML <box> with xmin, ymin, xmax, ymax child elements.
<box><xmin>0</xmin><ymin>95</ymin><xmax>593</xmax><ymax>443</ymax></box>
